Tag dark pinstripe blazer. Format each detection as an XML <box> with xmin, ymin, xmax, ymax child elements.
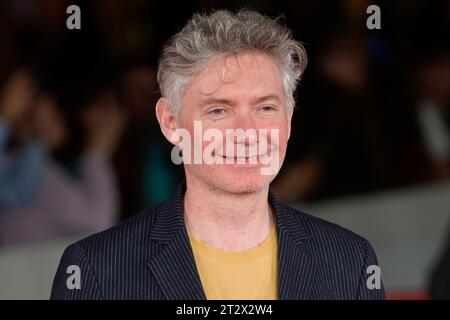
<box><xmin>50</xmin><ymin>183</ymin><xmax>385</xmax><ymax>300</ymax></box>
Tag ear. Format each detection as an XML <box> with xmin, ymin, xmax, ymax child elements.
<box><xmin>155</xmin><ymin>97</ymin><xmax>179</xmax><ymax>145</ymax></box>
<box><xmin>287</xmin><ymin>105</ymin><xmax>294</xmax><ymax>140</ymax></box>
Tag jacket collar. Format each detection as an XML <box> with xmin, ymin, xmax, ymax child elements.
<box><xmin>148</xmin><ymin>182</ymin><xmax>317</xmax><ymax>300</ymax></box>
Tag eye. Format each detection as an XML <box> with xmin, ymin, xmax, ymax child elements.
<box><xmin>208</xmin><ymin>107</ymin><xmax>226</xmax><ymax>115</ymax></box>
<box><xmin>260</xmin><ymin>105</ymin><xmax>276</xmax><ymax>112</ymax></box>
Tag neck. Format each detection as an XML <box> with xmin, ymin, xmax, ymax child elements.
<box><xmin>183</xmin><ymin>179</ymin><xmax>274</xmax><ymax>252</ymax></box>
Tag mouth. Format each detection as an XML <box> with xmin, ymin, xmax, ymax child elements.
<box><xmin>220</xmin><ymin>155</ymin><xmax>258</xmax><ymax>162</ymax></box>
<box><xmin>215</xmin><ymin>152</ymin><xmax>270</xmax><ymax>163</ymax></box>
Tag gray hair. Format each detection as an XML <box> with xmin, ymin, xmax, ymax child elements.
<box><xmin>157</xmin><ymin>9</ymin><xmax>307</xmax><ymax>117</ymax></box>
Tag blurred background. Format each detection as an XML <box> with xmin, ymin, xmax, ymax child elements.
<box><xmin>0</xmin><ymin>0</ymin><xmax>449</xmax><ymax>299</ymax></box>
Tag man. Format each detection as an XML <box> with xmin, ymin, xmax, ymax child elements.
<box><xmin>51</xmin><ymin>9</ymin><xmax>385</xmax><ymax>300</ymax></box>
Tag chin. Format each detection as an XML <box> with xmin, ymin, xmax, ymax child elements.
<box><xmin>188</xmin><ymin>164</ymin><xmax>278</xmax><ymax>194</ymax></box>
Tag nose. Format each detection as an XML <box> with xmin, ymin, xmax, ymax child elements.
<box><xmin>233</xmin><ymin>108</ymin><xmax>255</xmax><ymax>128</ymax></box>
<box><xmin>228</xmin><ymin>110</ymin><xmax>258</xmax><ymax>145</ymax></box>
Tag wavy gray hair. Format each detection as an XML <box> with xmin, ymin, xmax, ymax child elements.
<box><xmin>157</xmin><ymin>9</ymin><xmax>307</xmax><ymax>117</ymax></box>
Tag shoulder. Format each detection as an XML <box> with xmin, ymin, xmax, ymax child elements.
<box><xmin>298</xmin><ymin>207</ymin><xmax>369</xmax><ymax>245</ymax></box>
<box><xmin>285</xmin><ymin>204</ymin><xmax>376</xmax><ymax>265</ymax></box>
<box><xmin>63</xmin><ymin>201</ymin><xmax>165</xmax><ymax>259</ymax></box>
<box><xmin>283</xmin><ymin>204</ymin><xmax>384</xmax><ymax>299</ymax></box>
<box><xmin>50</xmin><ymin>202</ymin><xmax>170</xmax><ymax>299</ymax></box>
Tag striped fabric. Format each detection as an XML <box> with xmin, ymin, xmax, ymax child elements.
<box><xmin>50</xmin><ymin>183</ymin><xmax>385</xmax><ymax>300</ymax></box>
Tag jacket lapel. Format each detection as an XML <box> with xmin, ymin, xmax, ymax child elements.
<box><xmin>147</xmin><ymin>184</ymin><xmax>206</xmax><ymax>300</ymax></box>
<box><xmin>269</xmin><ymin>192</ymin><xmax>318</xmax><ymax>300</ymax></box>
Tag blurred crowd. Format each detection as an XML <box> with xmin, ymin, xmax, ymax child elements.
<box><xmin>0</xmin><ymin>69</ymin><xmax>124</xmax><ymax>245</ymax></box>
<box><xmin>0</xmin><ymin>0</ymin><xmax>449</xmax><ymax>259</ymax></box>
<box><xmin>273</xmin><ymin>30</ymin><xmax>450</xmax><ymax>202</ymax></box>
<box><xmin>0</xmin><ymin>63</ymin><xmax>184</xmax><ymax>246</ymax></box>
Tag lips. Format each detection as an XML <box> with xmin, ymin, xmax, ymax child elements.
<box><xmin>218</xmin><ymin>155</ymin><xmax>258</xmax><ymax>162</ymax></box>
<box><xmin>215</xmin><ymin>151</ymin><xmax>272</xmax><ymax>162</ymax></box>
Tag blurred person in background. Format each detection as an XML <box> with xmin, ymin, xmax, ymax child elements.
<box><xmin>115</xmin><ymin>64</ymin><xmax>182</xmax><ymax>219</ymax></box>
<box><xmin>0</xmin><ymin>69</ymin><xmax>124</xmax><ymax>247</ymax></box>
<box><xmin>414</xmin><ymin>50</ymin><xmax>450</xmax><ymax>181</ymax></box>
<box><xmin>421</xmin><ymin>49</ymin><xmax>450</xmax><ymax>300</ymax></box>
<box><xmin>0</xmin><ymin>70</ymin><xmax>46</xmax><ymax>209</ymax></box>
<box><xmin>430</xmin><ymin>218</ymin><xmax>450</xmax><ymax>300</ymax></box>
<box><xmin>273</xmin><ymin>31</ymin><xmax>387</xmax><ymax>203</ymax></box>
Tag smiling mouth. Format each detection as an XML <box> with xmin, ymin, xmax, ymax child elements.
<box><xmin>221</xmin><ymin>155</ymin><xmax>257</xmax><ymax>161</ymax></box>
<box><xmin>215</xmin><ymin>153</ymin><xmax>269</xmax><ymax>162</ymax></box>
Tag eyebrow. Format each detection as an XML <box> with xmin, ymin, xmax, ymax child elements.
<box><xmin>199</xmin><ymin>94</ymin><xmax>281</xmax><ymax>107</ymax></box>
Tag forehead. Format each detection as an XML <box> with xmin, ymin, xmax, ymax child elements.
<box><xmin>185</xmin><ymin>52</ymin><xmax>284</xmax><ymax>102</ymax></box>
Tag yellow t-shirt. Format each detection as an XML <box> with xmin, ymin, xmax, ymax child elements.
<box><xmin>188</xmin><ymin>228</ymin><xmax>278</xmax><ymax>300</ymax></box>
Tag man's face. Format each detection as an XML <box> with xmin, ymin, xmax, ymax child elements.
<box><xmin>175</xmin><ymin>51</ymin><xmax>292</xmax><ymax>193</ymax></box>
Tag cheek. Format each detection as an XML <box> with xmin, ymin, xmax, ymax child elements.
<box><xmin>279</xmin><ymin>126</ymin><xmax>290</xmax><ymax>146</ymax></box>
<box><xmin>265</xmin><ymin>119</ymin><xmax>290</xmax><ymax>144</ymax></box>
